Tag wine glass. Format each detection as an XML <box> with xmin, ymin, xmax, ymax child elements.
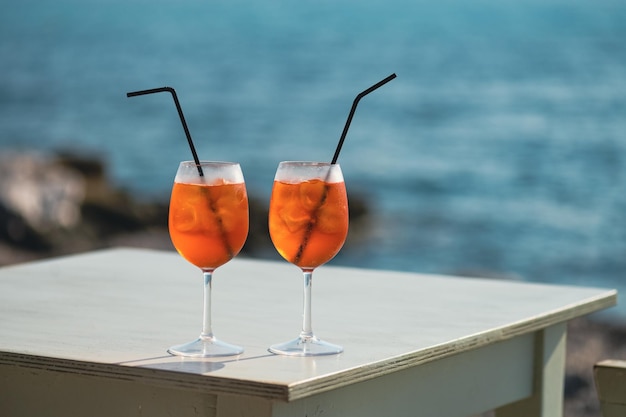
<box><xmin>268</xmin><ymin>161</ymin><xmax>349</xmax><ymax>356</ymax></box>
<box><xmin>167</xmin><ymin>161</ymin><xmax>249</xmax><ymax>357</ymax></box>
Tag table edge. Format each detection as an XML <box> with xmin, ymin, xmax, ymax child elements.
<box><xmin>286</xmin><ymin>288</ymin><xmax>617</xmax><ymax>400</ymax></box>
<box><xmin>1</xmin><ymin>289</ymin><xmax>615</xmax><ymax>402</ymax></box>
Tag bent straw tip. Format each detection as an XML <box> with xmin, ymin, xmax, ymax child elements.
<box><xmin>126</xmin><ymin>86</ymin><xmax>176</xmax><ymax>98</ymax></box>
<box><xmin>331</xmin><ymin>73</ymin><xmax>397</xmax><ymax>164</ymax></box>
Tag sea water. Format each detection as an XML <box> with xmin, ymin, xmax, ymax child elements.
<box><xmin>1</xmin><ymin>0</ymin><xmax>626</xmax><ymax>319</ymax></box>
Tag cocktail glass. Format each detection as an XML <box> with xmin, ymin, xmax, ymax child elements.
<box><xmin>268</xmin><ymin>161</ymin><xmax>348</xmax><ymax>356</ymax></box>
<box><xmin>168</xmin><ymin>161</ymin><xmax>249</xmax><ymax>357</ymax></box>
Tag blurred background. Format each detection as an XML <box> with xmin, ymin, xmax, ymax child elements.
<box><xmin>1</xmin><ymin>0</ymin><xmax>626</xmax><ymax>413</ymax></box>
<box><xmin>2</xmin><ymin>0</ymin><xmax>626</xmax><ymax>314</ymax></box>
<box><xmin>2</xmin><ymin>0</ymin><xmax>626</xmax><ymax>303</ymax></box>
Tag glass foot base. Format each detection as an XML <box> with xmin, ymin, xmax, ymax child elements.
<box><xmin>168</xmin><ymin>336</ymin><xmax>243</xmax><ymax>358</ymax></box>
<box><xmin>269</xmin><ymin>335</ymin><xmax>343</xmax><ymax>356</ymax></box>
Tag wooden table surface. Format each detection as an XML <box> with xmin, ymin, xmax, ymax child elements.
<box><xmin>0</xmin><ymin>247</ymin><xmax>617</xmax><ymax>416</ymax></box>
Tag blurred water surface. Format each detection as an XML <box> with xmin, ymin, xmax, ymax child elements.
<box><xmin>1</xmin><ymin>0</ymin><xmax>626</xmax><ymax>318</ymax></box>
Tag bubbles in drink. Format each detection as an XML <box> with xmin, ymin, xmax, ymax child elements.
<box><xmin>171</xmin><ymin>203</ymin><xmax>199</xmax><ymax>232</ymax></box>
<box><xmin>316</xmin><ymin>205</ymin><xmax>345</xmax><ymax>234</ymax></box>
<box><xmin>170</xmin><ymin>184</ymin><xmax>204</xmax><ymax>233</ymax></box>
<box><xmin>215</xmin><ymin>184</ymin><xmax>247</xmax><ymax>233</ymax></box>
<box><xmin>278</xmin><ymin>203</ymin><xmax>308</xmax><ymax>233</ymax></box>
<box><xmin>299</xmin><ymin>180</ymin><xmax>326</xmax><ymax>210</ymax></box>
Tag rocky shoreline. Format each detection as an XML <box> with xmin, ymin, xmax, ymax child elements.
<box><xmin>0</xmin><ymin>150</ymin><xmax>623</xmax><ymax>416</ymax></box>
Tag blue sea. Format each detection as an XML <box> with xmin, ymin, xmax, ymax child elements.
<box><xmin>2</xmin><ymin>0</ymin><xmax>626</xmax><ymax>319</ymax></box>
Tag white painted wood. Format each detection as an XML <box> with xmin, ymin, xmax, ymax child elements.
<box><xmin>0</xmin><ymin>248</ymin><xmax>617</xmax><ymax>416</ymax></box>
<box><xmin>494</xmin><ymin>323</ymin><xmax>566</xmax><ymax>417</ymax></box>
<box><xmin>0</xmin><ymin>363</ymin><xmax>218</xmax><ymax>417</ymax></box>
<box><xmin>270</xmin><ymin>333</ymin><xmax>537</xmax><ymax>417</ymax></box>
<box><xmin>210</xmin><ymin>333</ymin><xmax>536</xmax><ymax>417</ymax></box>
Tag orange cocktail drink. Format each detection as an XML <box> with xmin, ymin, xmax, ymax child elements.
<box><xmin>166</xmin><ymin>161</ymin><xmax>248</xmax><ymax>358</ymax></box>
<box><xmin>269</xmin><ymin>178</ymin><xmax>348</xmax><ymax>269</ymax></box>
<box><xmin>268</xmin><ymin>161</ymin><xmax>348</xmax><ymax>356</ymax></box>
<box><xmin>169</xmin><ymin>180</ymin><xmax>248</xmax><ymax>270</ymax></box>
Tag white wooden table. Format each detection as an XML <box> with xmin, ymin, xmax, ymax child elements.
<box><xmin>0</xmin><ymin>247</ymin><xmax>617</xmax><ymax>417</ymax></box>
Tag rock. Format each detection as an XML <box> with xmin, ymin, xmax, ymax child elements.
<box><xmin>54</xmin><ymin>150</ymin><xmax>168</xmax><ymax>236</ymax></box>
<box><xmin>0</xmin><ymin>149</ymin><xmax>168</xmax><ymax>258</ymax></box>
<box><xmin>0</xmin><ymin>202</ymin><xmax>51</xmax><ymax>250</ymax></box>
<box><xmin>0</xmin><ymin>150</ymin><xmax>85</xmax><ymax>251</ymax></box>
<box><xmin>0</xmin><ymin>151</ymin><xmax>85</xmax><ymax>229</ymax></box>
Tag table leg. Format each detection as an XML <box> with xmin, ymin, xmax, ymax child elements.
<box><xmin>495</xmin><ymin>323</ymin><xmax>567</xmax><ymax>417</ymax></box>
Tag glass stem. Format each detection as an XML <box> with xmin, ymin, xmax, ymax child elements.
<box><xmin>300</xmin><ymin>269</ymin><xmax>314</xmax><ymax>340</ymax></box>
<box><xmin>201</xmin><ymin>270</ymin><xmax>214</xmax><ymax>340</ymax></box>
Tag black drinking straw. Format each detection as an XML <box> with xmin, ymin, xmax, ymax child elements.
<box><xmin>293</xmin><ymin>74</ymin><xmax>397</xmax><ymax>265</ymax></box>
<box><xmin>126</xmin><ymin>86</ymin><xmax>204</xmax><ymax>177</ymax></box>
<box><xmin>331</xmin><ymin>73</ymin><xmax>397</xmax><ymax>164</ymax></box>
<box><xmin>127</xmin><ymin>86</ymin><xmax>235</xmax><ymax>257</ymax></box>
